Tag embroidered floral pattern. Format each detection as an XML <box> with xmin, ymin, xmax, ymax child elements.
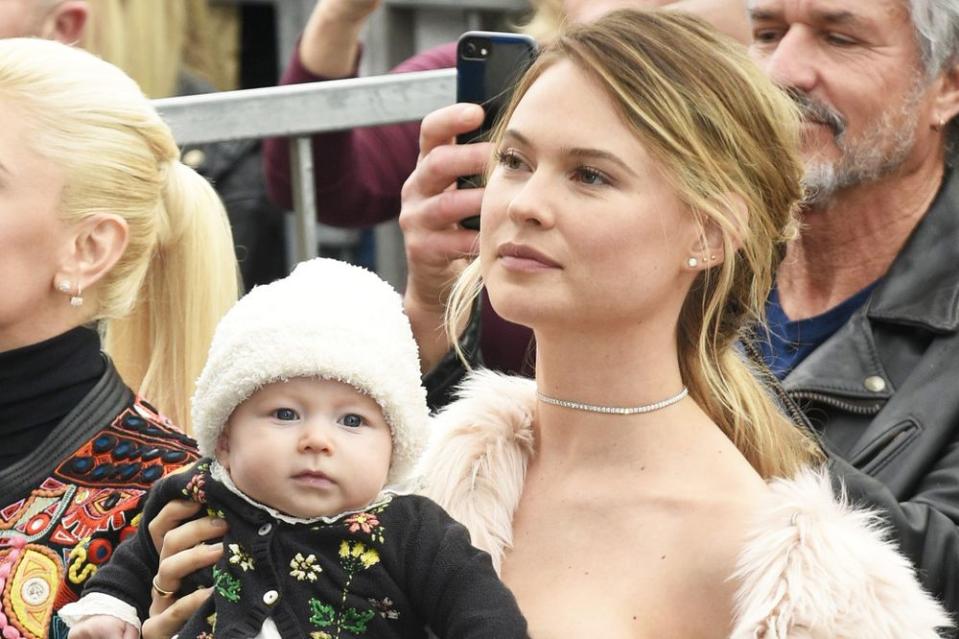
<box><xmin>290</xmin><ymin>553</ymin><xmax>322</xmax><ymax>582</ymax></box>
<box><xmin>368</xmin><ymin>597</ymin><xmax>400</xmax><ymax>620</ymax></box>
<box><xmin>345</xmin><ymin>508</ymin><xmax>386</xmax><ymax>543</ymax></box>
<box><xmin>307</xmin><ymin>540</ymin><xmax>382</xmax><ymax>637</ymax></box>
<box><xmin>213</xmin><ymin>565</ymin><xmax>241</xmax><ymax>603</ymax></box>
<box><xmin>228</xmin><ymin>543</ymin><xmax>254</xmax><ymax>572</ymax></box>
<box><xmin>309</xmin><ymin>598</ymin><xmax>376</xmax><ymax>636</ymax></box>
<box><xmin>338</xmin><ymin>541</ymin><xmax>379</xmax><ymax>570</ymax></box>
<box><xmin>182</xmin><ymin>474</ymin><xmax>206</xmax><ymax>504</ymax></box>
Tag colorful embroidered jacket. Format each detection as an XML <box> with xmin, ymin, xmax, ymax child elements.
<box><xmin>0</xmin><ymin>361</ymin><xmax>198</xmax><ymax>639</ymax></box>
<box><xmin>73</xmin><ymin>459</ymin><xmax>528</xmax><ymax>639</ymax></box>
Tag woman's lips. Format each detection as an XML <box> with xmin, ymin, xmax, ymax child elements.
<box><xmin>497</xmin><ymin>242</ymin><xmax>561</xmax><ymax>271</ymax></box>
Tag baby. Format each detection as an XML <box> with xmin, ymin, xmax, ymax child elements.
<box><xmin>61</xmin><ymin>258</ymin><xmax>527</xmax><ymax>639</ymax></box>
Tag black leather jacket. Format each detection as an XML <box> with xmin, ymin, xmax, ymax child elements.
<box><xmin>784</xmin><ymin>168</ymin><xmax>959</xmax><ymax>619</ymax></box>
<box><xmin>425</xmin><ymin>169</ymin><xmax>959</xmax><ymax>619</ymax></box>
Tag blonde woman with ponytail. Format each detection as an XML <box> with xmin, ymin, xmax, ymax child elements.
<box><xmin>412</xmin><ymin>11</ymin><xmax>950</xmax><ymax>638</ymax></box>
<box><xmin>0</xmin><ymin>38</ymin><xmax>236</xmax><ymax>638</ymax></box>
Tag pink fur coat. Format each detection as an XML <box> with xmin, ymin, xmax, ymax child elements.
<box><xmin>415</xmin><ymin>370</ymin><xmax>951</xmax><ymax>638</ymax></box>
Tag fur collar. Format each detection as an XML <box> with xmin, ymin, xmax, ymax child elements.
<box><xmin>415</xmin><ymin>370</ymin><xmax>950</xmax><ymax>638</ymax></box>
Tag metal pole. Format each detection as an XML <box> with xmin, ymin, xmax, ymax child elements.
<box><xmin>289</xmin><ymin>136</ymin><xmax>318</xmax><ymax>265</ymax></box>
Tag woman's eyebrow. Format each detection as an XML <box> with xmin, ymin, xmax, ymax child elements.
<box><xmin>502</xmin><ymin>129</ymin><xmax>637</xmax><ymax>177</ymax></box>
<box><xmin>563</xmin><ymin>147</ymin><xmax>637</xmax><ymax>178</ymax></box>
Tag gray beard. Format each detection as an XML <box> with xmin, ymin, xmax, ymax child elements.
<box><xmin>801</xmin><ymin>86</ymin><xmax>923</xmax><ymax>208</ymax></box>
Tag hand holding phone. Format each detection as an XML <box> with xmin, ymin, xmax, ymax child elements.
<box><xmin>456</xmin><ymin>31</ymin><xmax>537</xmax><ymax>230</ymax></box>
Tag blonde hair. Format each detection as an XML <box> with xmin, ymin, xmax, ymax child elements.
<box><xmin>0</xmin><ymin>38</ymin><xmax>239</xmax><ymax>432</ymax></box>
<box><xmin>520</xmin><ymin>0</ymin><xmax>566</xmax><ymax>41</ymax></box>
<box><xmin>448</xmin><ymin>10</ymin><xmax>823</xmax><ymax>479</ymax></box>
<box><xmin>81</xmin><ymin>0</ymin><xmax>239</xmax><ymax>98</ymax></box>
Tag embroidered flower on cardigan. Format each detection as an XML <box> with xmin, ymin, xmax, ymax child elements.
<box><xmin>212</xmin><ymin>565</ymin><xmax>241</xmax><ymax>603</ymax></box>
<box><xmin>228</xmin><ymin>543</ymin><xmax>254</xmax><ymax>572</ymax></box>
<box><xmin>206</xmin><ymin>506</ymin><xmax>225</xmax><ymax>520</ymax></box>
<box><xmin>309</xmin><ymin>598</ymin><xmax>376</xmax><ymax>635</ymax></box>
<box><xmin>182</xmin><ymin>474</ymin><xmax>206</xmax><ymax>503</ymax></box>
<box><xmin>345</xmin><ymin>512</ymin><xmax>385</xmax><ymax>543</ymax></box>
<box><xmin>368</xmin><ymin>597</ymin><xmax>401</xmax><ymax>620</ymax></box>
<box><xmin>339</xmin><ymin>540</ymin><xmax>380</xmax><ymax>570</ymax></box>
<box><xmin>290</xmin><ymin>552</ymin><xmax>322</xmax><ymax>582</ymax></box>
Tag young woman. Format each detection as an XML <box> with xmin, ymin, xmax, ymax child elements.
<box><xmin>414</xmin><ymin>10</ymin><xmax>950</xmax><ymax>637</ymax></box>
<box><xmin>0</xmin><ymin>37</ymin><xmax>237</xmax><ymax>637</ymax></box>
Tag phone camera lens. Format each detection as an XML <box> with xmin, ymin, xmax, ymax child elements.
<box><xmin>464</xmin><ymin>41</ymin><xmax>478</xmax><ymax>57</ymax></box>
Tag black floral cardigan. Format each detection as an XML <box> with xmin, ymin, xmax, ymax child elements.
<box><xmin>75</xmin><ymin>459</ymin><xmax>528</xmax><ymax>638</ymax></box>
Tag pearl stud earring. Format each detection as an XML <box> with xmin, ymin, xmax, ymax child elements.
<box><xmin>70</xmin><ymin>285</ymin><xmax>84</xmax><ymax>307</ymax></box>
<box><xmin>687</xmin><ymin>257</ymin><xmax>699</xmax><ymax>268</ymax></box>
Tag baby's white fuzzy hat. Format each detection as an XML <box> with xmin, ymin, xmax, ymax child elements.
<box><xmin>191</xmin><ymin>258</ymin><xmax>430</xmax><ymax>485</ymax></box>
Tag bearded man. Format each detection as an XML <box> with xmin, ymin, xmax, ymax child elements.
<box><xmin>748</xmin><ymin>0</ymin><xmax>959</xmax><ymax>617</ymax></box>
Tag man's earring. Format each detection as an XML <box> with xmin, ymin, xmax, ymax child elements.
<box><xmin>687</xmin><ymin>257</ymin><xmax>699</xmax><ymax>268</ymax></box>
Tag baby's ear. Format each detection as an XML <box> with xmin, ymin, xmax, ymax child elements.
<box><xmin>213</xmin><ymin>429</ymin><xmax>231</xmax><ymax>468</ymax></box>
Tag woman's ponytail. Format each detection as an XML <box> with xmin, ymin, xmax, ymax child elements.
<box><xmin>104</xmin><ymin>161</ymin><xmax>238</xmax><ymax>432</ymax></box>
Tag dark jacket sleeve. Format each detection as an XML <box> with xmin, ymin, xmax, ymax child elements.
<box><xmin>398</xmin><ymin>497</ymin><xmax>528</xmax><ymax>638</ymax></box>
<box><xmin>829</xmin><ymin>452</ymin><xmax>959</xmax><ymax>619</ymax></box>
<box><xmin>78</xmin><ymin>468</ymin><xmax>198</xmax><ymax>621</ymax></box>
<box><xmin>262</xmin><ymin>41</ymin><xmax>457</xmax><ymax>228</ymax></box>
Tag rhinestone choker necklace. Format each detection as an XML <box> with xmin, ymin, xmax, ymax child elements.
<box><xmin>536</xmin><ymin>386</ymin><xmax>688</xmax><ymax>415</ymax></box>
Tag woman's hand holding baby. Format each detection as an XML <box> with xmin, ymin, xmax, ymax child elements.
<box><xmin>140</xmin><ymin>500</ymin><xmax>226</xmax><ymax>639</ymax></box>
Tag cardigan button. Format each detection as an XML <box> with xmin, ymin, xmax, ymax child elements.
<box><xmin>263</xmin><ymin>590</ymin><xmax>279</xmax><ymax>606</ymax></box>
<box><xmin>864</xmin><ymin>376</ymin><xmax>886</xmax><ymax>393</ymax></box>
<box><xmin>258</xmin><ymin>523</ymin><xmax>273</xmax><ymax>536</ymax></box>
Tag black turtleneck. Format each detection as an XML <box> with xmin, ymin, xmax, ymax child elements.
<box><xmin>0</xmin><ymin>326</ymin><xmax>105</xmax><ymax>470</ymax></box>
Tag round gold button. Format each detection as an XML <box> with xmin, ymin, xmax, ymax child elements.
<box><xmin>864</xmin><ymin>376</ymin><xmax>886</xmax><ymax>392</ymax></box>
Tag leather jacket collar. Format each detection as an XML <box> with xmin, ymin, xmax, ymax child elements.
<box><xmin>868</xmin><ymin>168</ymin><xmax>959</xmax><ymax>332</ymax></box>
<box><xmin>784</xmin><ymin>168</ymin><xmax>959</xmax><ymax>400</ymax></box>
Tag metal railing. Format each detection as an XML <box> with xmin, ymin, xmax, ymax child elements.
<box><xmin>154</xmin><ymin>68</ymin><xmax>456</xmax><ymax>265</ymax></box>
<box><xmin>170</xmin><ymin>0</ymin><xmax>529</xmax><ymax>285</ymax></box>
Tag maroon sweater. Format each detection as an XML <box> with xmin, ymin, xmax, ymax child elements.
<box><xmin>263</xmin><ymin>43</ymin><xmax>533</xmax><ymax>378</ymax></box>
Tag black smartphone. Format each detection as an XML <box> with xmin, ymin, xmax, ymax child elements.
<box><xmin>456</xmin><ymin>31</ymin><xmax>537</xmax><ymax>230</ymax></box>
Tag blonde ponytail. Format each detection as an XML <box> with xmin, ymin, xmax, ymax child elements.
<box><xmin>0</xmin><ymin>38</ymin><xmax>238</xmax><ymax>432</ymax></box>
<box><xmin>104</xmin><ymin>162</ymin><xmax>238</xmax><ymax>431</ymax></box>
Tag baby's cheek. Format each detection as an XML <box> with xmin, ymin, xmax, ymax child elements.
<box><xmin>230</xmin><ymin>455</ymin><xmax>272</xmax><ymax>497</ymax></box>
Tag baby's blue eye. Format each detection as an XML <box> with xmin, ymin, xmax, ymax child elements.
<box><xmin>338</xmin><ymin>413</ymin><xmax>365</xmax><ymax>428</ymax></box>
<box><xmin>272</xmin><ymin>408</ymin><xmax>298</xmax><ymax>421</ymax></box>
